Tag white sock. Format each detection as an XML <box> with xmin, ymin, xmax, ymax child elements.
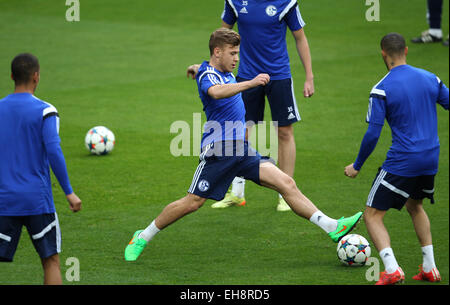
<box><xmin>138</xmin><ymin>220</ymin><xmax>160</xmax><ymax>242</ymax></box>
<box><xmin>429</xmin><ymin>28</ymin><xmax>443</xmax><ymax>38</ymax></box>
<box><xmin>309</xmin><ymin>211</ymin><xmax>338</xmax><ymax>234</ymax></box>
<box><xmin>421</xmin><ymin>245</ymin><xmax>436</xmax><ymax>272</ymax></box>
<box><xmin>231</xmin><ymin>177</ymin><xmax>245</xmax><ymax>198</ymax></box>
<box><xmin>379</xmin><ymin>247</ymin><xmax>399</xmax><ymax>274</ymax></box>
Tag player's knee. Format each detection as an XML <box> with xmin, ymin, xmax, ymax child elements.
<box><xmin>406</xmin><ymin>200</ymin><xmax>424</xmax><ymax>216</ymax></box>
<box><xmin>277</xmin><ymin>125</ymin><xmax>294</xmax><ymax>143</ymax></box>
<box><xmin>185</xmin><ymin>194</ymin><xmax>205</xmax><ymax>213</ymax></box>
<box><xmin>363</xmin><ymin>207</ymin><xmax>384</xmax><ymax>224</ymax></box>
<box><xmin>281</xmin><ymin>174</ymin><xmax>297</xmax><ymax>195</ymax></box>
<box><xmin>42</xmin><ymin>254</ymin><xmax>60</xmax><ymax>269</ymax></box>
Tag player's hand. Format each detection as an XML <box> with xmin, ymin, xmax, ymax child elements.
<box><xmin>303</xmin><ymin>78</ymin><xmax>314</xmax><ymax>98</ymax></box>
<box><xmin>344</xmin><ymin>163</ymin><xmax>359</xmax><ymax>178</ymax></box>
<box><xmin>186</xmin><ymin>64</ymin><xmax>200</xmax><ymax>79</ymax></box>
<box><xmin>251</xmin><ymin>73</ymin><xmax>270</xmax><ymax>87</ymax></box>
<box><xmin>66</xmin><ymin>192</ymin><xmax>82</xmax><ymax>212</ymax></box>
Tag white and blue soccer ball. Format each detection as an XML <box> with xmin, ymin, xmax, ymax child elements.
<box><xmin>85</xmin><ymin>126</ymin><xmax>115</xmax><ymax>155</ymax></box>
<box><xmin>337</xmin><ymin>234</ymin><xmax>371</xmax><ymax>266</ymax></box>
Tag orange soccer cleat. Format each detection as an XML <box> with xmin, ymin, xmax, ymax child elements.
<box><xmin>375</xmin><ymin>267</ymin><xmax>405</xmax><ymax>285</ymax></box>
<box><xmin>412</xmin><ymin>265</ymin><xmax>441</xmax><ymax>283</ymax></box>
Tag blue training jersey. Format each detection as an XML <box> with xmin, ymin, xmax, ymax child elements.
<box><xmin>366</xmin><ymin>65</ymin><xmax>449</xmax><ymax>176</ymax></box>
<box><xmin>222</xmin><ymin>0</ymin><xmax>305</xmax><ymax>80</ymax></box>
<box><xmin>0</xmin><ymin>93</ymin><xmax>69</xmax><ymax>216</ymax></box>
<box><xmin>196</xmin><ymin>61</ymin><xmax>247</xmax><ymax>149</ymax></box>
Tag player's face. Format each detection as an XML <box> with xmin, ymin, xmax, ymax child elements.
<box><xmin>218</xmin><ymin>44</ymin><xmax>240</xmax><ymax>72</ymax></box>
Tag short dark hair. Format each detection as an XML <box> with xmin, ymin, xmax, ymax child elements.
<box><xmin>380</xmin><ymin>33</ymin><xmax>406</xmax><ymax>57</ymax></box>
<box><xmin>11</xmin><ymin>53</ymin><xmax>40</xmax><ymax>85</ymax></box>
<box><xmin>209</xmin><ymin>28</ymin><xmax>241</xmax><ymax>55</ymax></box>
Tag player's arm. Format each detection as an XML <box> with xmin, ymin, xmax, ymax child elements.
<box><xmin>436</xmin><ymin>77</ymin><xmax>449</xmax><ymax>110</ymax></box>
<box><xmin>345</xmin><ymin>93</ymin><xmax>386</xmax><ymax>178</ymax></box>
<box><xmin>42</xmin><ymin>113</ymin><xmax>82</xmax><ymax>212</ymax></box>
<box><xmin>221</xmin><ymin>0</ymin><xmax>236</xmax><ymax>29</ymax></box>
<box><xmin>345</xmin><ymin>122</ymin><xmax>383</xmax><ymax>178</ymax></box>
<box><xmin>291</xmin><ymin>28</ymin><xmax>314</xmax><ymax>98</ymax></box>
<box><xmin>207</xmin><ymin>74</ymin><xmax>270</xmax><ymax>99</ymax></box>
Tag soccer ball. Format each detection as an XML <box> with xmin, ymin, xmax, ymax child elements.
<box><xmin>337</xmin><ymin>234</ymin><xmax>371</xmax><ymax>266</ymax></box>
<box><xmin>84</xmin><ymin>126</ymin><xmax>115</xmax><ymax>155</ymax></box>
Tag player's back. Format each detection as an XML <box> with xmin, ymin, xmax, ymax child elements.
<box><xmin>375</xmin><ymin>64</ymin><xmax>449</xmax><ymax>176</ymax></box>
<box><xmin>382</xmin><ymin>65</ymin><xmax>445</xmax><ymax>151</ymax></box>
<box><xmin>0</xmin><ymin>93</ymin><xmax>56</xmax><ymax>215</ymax></box>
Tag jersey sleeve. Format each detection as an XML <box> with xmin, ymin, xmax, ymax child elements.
<box><xmin>42</xmin><ymin>112</ymin><xmax>73</xmax><ymax>195</ymax></box>
<box><xmin>198</xmin><ymin>71</ymin><xmax>223</xmax><ymax>96</ymax></box>
<box><xmin>353</xmin><ymin>122</ymin><xmax>383</xmax><ymax>171</ymax></box>
<box><xmin>281</xmin><ymin>2</ymin><xmax>305</xmax><ymax>32</ymax></box>
<box><xmin>366</xmin><ymin>87</ymin><xmax>387</xmax><ymax>126</ymax></box>
<box><xmin>42</xmin><ymin>106</ymin><xmax>60</xmax><ymax>144</ymax></box>
<box><xmin>221</xmin><ymin>0</ymin><xmax>237</xmax><ymax>26</ymax></box>
<box><xmin>436</xmin><ymin>76</ymin><xmax>449</xmax><ymax>110</ymax></box>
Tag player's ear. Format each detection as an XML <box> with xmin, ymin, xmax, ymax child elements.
<box><xmin>32</xmin><ymin>71</ymin><xmax>40</xmax><ymax>84</ymax></box>
<box><xmin>213</xmin><ymin>46</ymin><xmax>222</xmax><ymax>58</ymax></box>
<box><xmin>404</xmin><ymin>46</ymin><xmax>408</xmax><ymax>57</ymax></box>
<box><xmin>10</xmin><ymin>73</ymin><xmax>14</xmax><ymax>81</ymax></box>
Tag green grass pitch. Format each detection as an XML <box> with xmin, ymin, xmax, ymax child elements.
<box><xmin>0</xmin><ymin>0</ymin><xmax>448</xmax><ymax>285</ymax></box>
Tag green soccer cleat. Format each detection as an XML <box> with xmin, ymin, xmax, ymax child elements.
<box><xmin>124</xmin><ymin>230</ymin><xmax>147</xmax><ymax>261</ymax></box>
<box><xmin>276</xmin><ymin>197</ymin><xmax>291</xmax><ymax>212</ymax></box>
<box><xmin>328</xmin><ymin>211</ymin><xmax>363</xmax><ymax>243</ymax></box>
<box><xmin>211</xmin><ymin>191</ymin><xmax>246</xmax><ymax>208</ymax></box>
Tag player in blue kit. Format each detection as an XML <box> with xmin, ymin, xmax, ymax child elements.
<box><xmin>344</xmin><ymin>33</ymin><xmax>449</xmax><ymax>285</ymax></box>
<box><xmin>0</xmin><ymin>53</ymin><xmax>82</xmax><ymax>284</ymax></box>
<box><xmin>188</xmin><ymin>0</ymin><xmax>314</xmax><ymax>211</ymax></box>
<box><xmin>125</xmin><ymin>28</ymin><xmax>362</xmax><ymax>262</ymax></box>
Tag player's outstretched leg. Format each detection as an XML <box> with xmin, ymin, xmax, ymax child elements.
<box><xmin>258</xmin><ymin>162</ymin><xmax>362</xmax><ymax>242</ymax></box>
<box><xmin>125</xmin><ymin>194</ymin><xmax>207</xmax><ymax>261</ymax></box>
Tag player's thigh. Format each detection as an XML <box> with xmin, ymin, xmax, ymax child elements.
<box><xmin>266</xmin><ymin>78</ymin><xmax>300</xmax><ymax>127</ymax></box>
<box><xmin>188</xmin><ymin>154</ymin><xmax>239</xmax><ymax>201</ymax></box>
<box><xmin>0</xmin><ymin>216</ymin><xmax>23</xmax><ymax>262</ymax></box>
<box><xmin>410</xmin><ymin>175</ymin><xmax>435</xmax><ymax>204</ymax></box>
<box><xmin>258</xmin><ymin>161</ymin><xmax>293</xmax><ymax>193</ymax></box>
<box><xmin>405</xmin><ymin>197</ymin><xmax>425</xmax><ymax>216</ymax></box>
<box><xmin>366</xmin><ymin>168</ymin><xmax>414</xmax><ymax>211</ymax></box>
<box><xmin>24</xmin><ymin>213</ymin><xmax>61</xmax><ymax>260</ymax></box>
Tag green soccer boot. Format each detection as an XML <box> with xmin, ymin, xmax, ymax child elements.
<box><xmin>124</xmin><ymin>230</ymin><xmax>147</xmax><ymax>261</ymax></box>
<box><xmin>328</xmin><ymin>211</ymin><xmax>363</xmax><ymax>243</ymax></box>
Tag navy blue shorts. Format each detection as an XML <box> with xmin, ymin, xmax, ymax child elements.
<box><xmin>237</xmin><ymin>77</ymin><xmax>300</xmax><ymax>127</ymax></box>
<box><xmin>0</xmin><ymin>213</ymin><xmax>61</xmax><ymax>262</ymax></box>
<box><xmin>366</xmin><ymin>168</ymin><xmax>436</xmax><ymax>211</ymax></box>
<box><xmin>188</xmin><ymin>141</ymin><xmax>275</xmax><ymax>201</ymax></box>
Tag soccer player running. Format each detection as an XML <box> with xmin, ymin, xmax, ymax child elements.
<box><xmin>125</xmin><ymin>28</ymin><xmax>362</xmax><ymax>262</ymax></box>
<box><xmin>187</xmin><ymin>0</ymin><xmax>314</xmax><ymax>211</ymax></box>
<box><xmin>344</xmin><ymin>33</ymin><xmax>449</xmax><ymax>285</ymax></box>
<box><xmin>0</xmin><ymin>53</ymin><xmax>82</xmax><ymax>284</ymax></box>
